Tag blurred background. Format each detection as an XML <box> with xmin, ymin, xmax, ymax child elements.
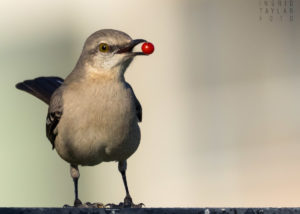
<box><xmin>0</xmin><ymin>0</ymin><xmax>300</xmax><ymax>208</ymax></box>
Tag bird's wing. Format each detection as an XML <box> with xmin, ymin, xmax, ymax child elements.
<box><xmin>135</xmin><ymin>95</ymin><xmax>142</xmax><ymax>122</ymax></box>
<box><xmin>46</xmin><ymin>87</ymin><xmax>64</xmax><ymax>149</ymax></box>
<box><xmin>16</xmin><ymin>76</ymin><xmax>64</xmax><ymax>105</ymax></box>
<box><xmin>126</xmin><ymin>83</ymin><xmax>142</xmax><ymax>122</ymax></box>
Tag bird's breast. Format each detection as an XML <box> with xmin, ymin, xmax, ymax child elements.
<box><xmin>55</xmin><ymin>81</ymin><xmax>140</xmax><ymax>165</ymax></box>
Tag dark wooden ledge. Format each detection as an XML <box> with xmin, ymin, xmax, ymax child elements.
<box><xmin>1</xmin><ymin>208</ymin><xmax>300</xmax><ymax>214</ymax></box>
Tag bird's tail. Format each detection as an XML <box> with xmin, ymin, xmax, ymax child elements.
<box><xmin>16</xmin><ymin>76</ymin><xmax>64</xmax><ymax>105</ymax></box>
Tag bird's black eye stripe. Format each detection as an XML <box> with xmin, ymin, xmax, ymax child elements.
<box><xmin>111</xmin><ymin>45</ymin><xmax>119</xmax><ymax>52</ymax></box>
<box><xmin>97</xmin><ymin>44</ymin><xmax>120</xmax><ymax>54</ymax></box>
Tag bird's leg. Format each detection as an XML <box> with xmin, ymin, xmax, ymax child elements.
<box><xmin>70</xmin><ymin>164</ymin><xmax>82</xmax><ymax>207</ymax></box>
<box><xmin>105</xmin><ymin>161</ymin><xmax>144</xmax><ymax>208</ymax></box>
<box><xmin>117</xmin><ymin>160</ymin><xmax>144</xmax><ymax>208</ymax></box>
<box><xmin>119</xmin><ymin>161</ymin><xmax>132</xmax><ymax>207</ymax></box>
<box><xmin>63</xmin><ymin>164</ymin><xmax>104</xmax><ymax>208</ymax></box>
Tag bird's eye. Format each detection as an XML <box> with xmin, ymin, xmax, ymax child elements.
<box><xmin>99</xmin><ymin>43</ymin><xmax>110</xmax><ymax>53</ymax></box>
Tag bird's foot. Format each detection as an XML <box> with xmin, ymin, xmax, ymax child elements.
<box><xmin>82</xmin><ymin>202</ymin><xmax>105</xmax><ymax>208</ymax></box>
<box><xmin>74</xmin><ymin>199</ymin><xmax>83</xmax><ymax>207</ymax></box>
<box><xmin>105</xmin><ymin>196</ymin><xmax>145</xmax><ymax>208</ymax></box>
<box><xmin>63</xmin><ymin>200</ymin><xmax>104</xmax><ymax>208</ymax></box>
<box><xmin>63</xmin><ymin>199</ymin><xmax>82</xmax><ymax>208</ymax></box>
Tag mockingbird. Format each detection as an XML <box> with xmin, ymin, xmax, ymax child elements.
<box><xmin>16</xmin><ymin>29</ymin><xmax>152</xmax><ymax>208</ymax></box>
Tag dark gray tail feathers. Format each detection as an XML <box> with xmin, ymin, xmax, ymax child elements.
<box><xmin>16</xmin><ymin>76</ymin><xmax>64</xmax><ymax>105</ymax></box>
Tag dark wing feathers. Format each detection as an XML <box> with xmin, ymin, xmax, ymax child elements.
<box><xmin>46</xmin><ymin>111</ymin><xmax>62</xmax><ymax>149</ymax></box>
<box><xmin>16</xmin><ymin>76</ymin><xmax>64</xmax><ymax>105</ymax></box>
<box><xmin>135</xmin><ymin>98</ymin><xmax>142</xmax><ymax>122</ymax></box>
<box><xmin>46</xmin><ymin>87</ymin><xmax>64</xmax><ymax>149</ymax></box>
<box><xmin>126</xmin><ymin>83</ymin><xmax>142</xmax><ymax>122</ymax></box>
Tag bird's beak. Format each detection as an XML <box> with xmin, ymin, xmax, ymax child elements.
<box><xmin>116</xmin><ymin>39</ymin><xmax>147</xmax><ymax>56</ymax></box>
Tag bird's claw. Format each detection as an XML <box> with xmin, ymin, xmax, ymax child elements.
<box><xmin>105</xmin><ymin>203</ymin><xmax>144</xmax><ymax>209</ymax></box>
<box><xmin>105</xmin><ymin>197</ymin><xmax>145</xmax><ymax>209</ymax></box>
<box><xmin>122</xmin><ymin>202</ymin><xmax>144</xmax><ymax>208</ymax></box>
<box><xmin>74</xmin><ymin>199</ymin><xmax>83</xmax><ymax>207</ymax></box>
<box><xmin>85</xmin><ymin>202</ymin><xmax>105</xmax><ymax>208</ymax></box>
<box><xmin>63</xmin><ymin>201</ymin><xmax>104</xmax><ymax>208</ymax></box>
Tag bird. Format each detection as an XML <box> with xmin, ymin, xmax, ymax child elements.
<box><xmin>16</xmin><ymin>29</ymin><xmax>151</xmax><ymax>208</ymax></box>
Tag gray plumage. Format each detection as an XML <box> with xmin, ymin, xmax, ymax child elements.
<box><xmin>16</xmin><ymin>29</ymin><xmax>150</xmax><ymax>207</ymax></box>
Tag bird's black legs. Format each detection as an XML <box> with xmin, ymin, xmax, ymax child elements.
<box><xmin>70</xmin><ymin>164</ymin><xmax>82</xmax><ymax>207</ymax></box>
<box><xmin>118</xmin><ymin>161</ymin><xmax>133</xmax><ymax>206</ymax></box>
<box><xmin>66</xmin><ymin>162</ymin><xmax>143</xmax><ymax>208</ymax></box>
<box><xmin>116</xmin><ymin>161</ymin><xmax>144</xmax><ymax>208</ymax></box>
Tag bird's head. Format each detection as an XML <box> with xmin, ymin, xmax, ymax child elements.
<box><xmin>79</xmin><ymin>29</ymin><xmax>147</xmax><ymax>78</ymax></box>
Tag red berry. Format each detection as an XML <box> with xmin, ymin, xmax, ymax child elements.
<box><xmin>142</xmin><ymin>42</ymin><xmax>154</xmax><ymax>55</ymax></box>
